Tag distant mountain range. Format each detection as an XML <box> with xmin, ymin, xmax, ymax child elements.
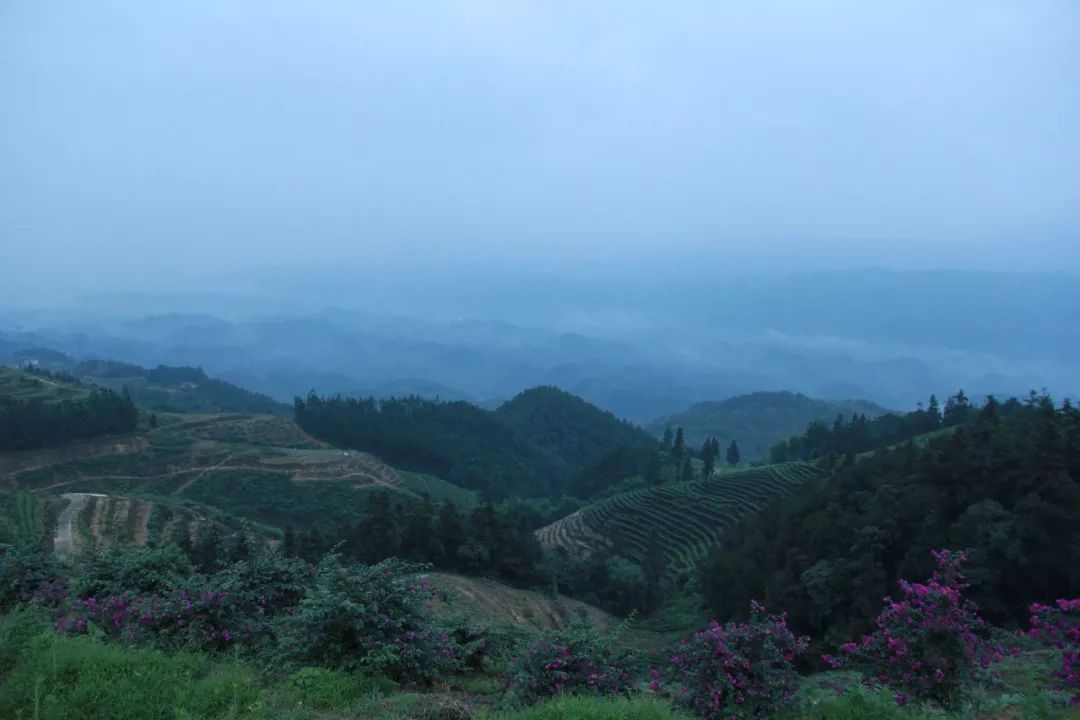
<box><xmin>1</xmin><ymin>269</ymin><xmax>1076</xmax><ymax>420</ymax></box>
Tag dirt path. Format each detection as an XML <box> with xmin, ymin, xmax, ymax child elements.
<box><xmin>172</xmin><ymin>455</ymin><xmax>233</xmax><ymax>495</ymax></box>
<box><xmin>55</xmin><ymin>493</ymin><xmax>106</xmax><ymax>557</ymax></box>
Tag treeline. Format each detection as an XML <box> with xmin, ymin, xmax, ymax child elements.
<box><xmin>0</xmin><ymin>388</ymin><xmax>137</xmax><ymax>451</ymax></box>
<box><xmin>767</xmin><ymin>390</ymin><xmax>976</xmax><ymax>463</ymax></box>
<box><xmin>294</xmin><ymin>388</ymin><xmax>657</xmax><ymax>499</ymax></box>
<box><xmin>279</xmin><ymin>492</ymin><xmax>664</xmax><ymax>616</ymax></box>
<box><xmin>74</xmin><ymin>361</ymin><xmax>290</xmax><ymax>415</ymax></box>
<box><xmin>701</xmin><ymin>392</ymin><xmax>1080</xmax><ymax>640</ymax></box>
<box><xmin>281</xmin><ymin>494</ymin><xmax>546</xmax><ymax>585</ymax></box>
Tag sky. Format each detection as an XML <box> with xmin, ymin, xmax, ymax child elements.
<box><xmin>1</xmin><ymin>0</ymin><xmax>1078</xmax><ymax>303</ymax></box>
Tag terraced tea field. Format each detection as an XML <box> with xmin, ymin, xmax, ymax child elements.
<box><xmin>1</xmin><ymin>412</ymin><xmax>478</xmax><ymax>540</ymax></box>
<box><xmin>537</xmin><ymin>462</ymin><xmax>822</xmax><ymax>575</ymax></box>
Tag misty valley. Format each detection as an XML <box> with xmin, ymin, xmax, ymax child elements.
<box><xmin>3</xmin><ymin>1</ymin><xmax>1079</xmax><ymax>718</ymax></box>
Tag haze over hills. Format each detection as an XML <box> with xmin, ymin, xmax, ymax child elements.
<box><xmin>2</xmin><ymin>268</ymin><xmax>1076</xmax><ymax>422</ymax></box>
<box><xmin>3</xmin><ymin>0</ymin><xmax>1079</xmax><ymax>715</ymax></box>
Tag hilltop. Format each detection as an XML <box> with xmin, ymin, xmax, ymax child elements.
<box><xmin>646</xmin><ymin>391</ymin><xmax>887</xmax><ymax>459</ymax></box>
<box><xmin>295</xmin><ymin>386</ymin><xmax>657</xmax><ymax>498</ymax></box>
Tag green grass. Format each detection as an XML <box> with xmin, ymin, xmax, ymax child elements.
<box><xmin>0</xmin><ymin>366</ymin><xmax>87</xmax><ymax>403</ymax></box>
<box><xmin>482</xmin><ymin>695</ymin><xmax>691</xmax><ymax>719</ymax></box>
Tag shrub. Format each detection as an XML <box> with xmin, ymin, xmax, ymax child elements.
<box><xmin>70</xmin><ymin>544</ymin><xmax>194</xmax><ymax>598</ymax></box>
<box><xmin>1027</xmin><ymin>598</ymin><xmax>1080</xmax><ymax>706</ymax></box>
<box><xmin>826</xmin><ymin>549</ymin><xmax>1010</xmax><ymax>709</ymax></box>
<box><xmin>659</xmin><ymin>601</ymin><xmax>808</xmax><ymax>719</ymax></box>
<box><xmin>274</xmin><ymin>555</ymin><xmax>455</xmax><ymax>683</ymax></box>
<box><xmin>54</xmin><ymin>547</ymin><xmax>310</xmax><ymax>654</ymax></box>
<box><xmin>55</xmin><ymin>584</ymin><xmax>257</xmax><ymax>652</ymax></box>
<box><xmin>0</xmin><ymin>547</ymin><xmax>66</xmax><ymax>609</ymax></box>
<box><xmin>506</xmin><ymin>623</ymin><xmax>638</xmax><ymax>702</ymax></box>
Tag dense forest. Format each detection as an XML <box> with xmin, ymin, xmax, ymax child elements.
<box><xmin>702</xmin><ymin>391</ymin><xmax>1080</xmax><ymax>642</ymax></box>
<box><xmin>0</xmin><ymin>385</ymin><xmax>137</xmax><ymax>450</ymax></box>
<box><xmin>293</xmin><ymin>388</ymin><xmax>657</xmax><ymax>499</ymax></box>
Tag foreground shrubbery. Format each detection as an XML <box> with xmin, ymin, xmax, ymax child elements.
<box><xmin>1028</xmin><ymin>598</ymin><xmax>1080</xmax><ymax>706</ymax></box>
<box><xmin>506</xmin><ymin>623</ymin><xmax>639</xmax><ymax>702</ymax></box>
<box><xmin>823</xmin><ymin>550</ymin><xmax>1011</xmax><ymax>709</ymax></box>
<box><xmin>658</xmin><ymin>601</ymin><xmax>808</xmax><ymax>719</ymax></box>
<box><xmin>274</xmin><ymin>554</ymin><xmax>457</xmax><ymax>682</ymax></box>
<box><xmin>5</xmin><ymin>541</ymin><xmax>1080</xmax><ymax>718</ymax></box>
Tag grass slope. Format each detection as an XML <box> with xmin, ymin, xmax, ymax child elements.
<box><xmin>646</xmin><ymin>391</ymin><xmax>888</xmax><ymax>459</ymax></box>
<box><xmin>0</xmin><ymin>366</ymin><xmax>88</xmax><ymax>403</ymax></box>
<box><xmin>537</xmin><ymin>462</ymin><xmax>822</xmax><ymax>576</ymax></box>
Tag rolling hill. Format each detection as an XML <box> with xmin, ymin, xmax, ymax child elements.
<box><xmin>295</xmin><ymin>386</ymin><xmax>658</xmax><ymax>498</ymax></box>
<box><xmin>646</xmin><ymin>391</ymin><xmax>888</xmax><ymax>459</ymax></box>
<box><xmin>494</xmin><ymin>385</ymin><xmax>657</xmax><ymax>474</ymax></box>
<box><xmin>536</xmin><ymin>461</ymin><xmax>822</xmax><ymax>577</ymax></box>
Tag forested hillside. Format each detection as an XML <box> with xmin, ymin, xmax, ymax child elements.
<box><xmin>701</xmin><ymin>392</ymin><xmax>1080</xmax><ymax>641</ymax></box>
<box><xmin>0</xmin><ymin>368</ymin><xmax>137</xmax><ymax>451</ymax></box>
<box><xmin>294</xmin><ymin>389</ymin><xmax>655</xmax><ymax>499</ymax></box>
<box><xmin>495</xmin><ymin>386</ymin><xmax>657</xmax><ymax>475</ymax></box>
<box><xmin>647</xmin><ymin>391</ymin><xmax>887</xmax><ymax>459</ymax></box>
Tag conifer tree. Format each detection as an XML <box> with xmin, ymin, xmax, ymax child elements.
<box><xmin>726</xmin><ymin>439</ymin><xmax>741</xmax><ymax>466</ymax></box>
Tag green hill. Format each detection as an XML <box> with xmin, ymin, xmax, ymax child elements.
<box><xmin>495</xmin><ymin>385</ymin><xmax>657</xmax><ymax>475</ymax></box>
<box><xmin>74</xmin><ymin>360</ymin><xmax>291</xmax><ymax>415</ymax></box>
<box><xmin>296</xmin><ymin>386</ymin><xmax>658</xmax><ymax>498</ymax></box>
<box><xmin>646</xmin><ymin>391</ymin><xmax>888</xmax><ymax>459</ymax></box>
<box><xmin>536</xmin><ymin>461</ymin><xmax>822</xmax><ymax>577</ymax></box>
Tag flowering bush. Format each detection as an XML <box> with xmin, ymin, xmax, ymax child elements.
<box><xmin>1027</xmin><ymin>598</ymin><xmax>1080</xmax><ymax>706</ymax></box>
<box><xmin>506</xmin><ymin>623</ymin><xmax>637</xmax><ymax>702</ymax></box>
<box><xmin>52</xmin><ymin>551</ymin><xmax>309</xmax><ymax>652</ymax></box>
<box><xmin>827</xmin><ymin>549</ymin><xmax>1009</xmax><ymax>708</ymax></box>
<box><xmin>273</xmin><ymin>555</ymin><xmax>456</xmax><ymax>684</ymax></box>
<box><xmin>660</xmin><ymin>601</ymin><xmax>808</xmax><ymax>719</ymax></box>
<box><xmin>55</xmin><ymin>585</ymin><xmax>255</xmax><ymax>651</ymax></box>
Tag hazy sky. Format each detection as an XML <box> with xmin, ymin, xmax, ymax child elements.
<box><xmin>1</xmin><ymin>1</ymin><xmax>1078</xmax><ymax>301</ymax></box>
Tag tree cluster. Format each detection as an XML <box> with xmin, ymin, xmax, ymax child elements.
<box><xmin>0</xmin><ymin>388</ymin><xmax>137</xmax><ymax>451</ymax></box>
<box><xmin>701</xmin><ymin>392</ymin><xmax>1080</xmax><ymax>641</ymax></box>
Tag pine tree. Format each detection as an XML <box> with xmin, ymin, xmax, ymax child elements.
<box><xmin>726</xmin><ymin>439</ymin><xmax>741</xmax><ymax>467</ymax></box>
<box><xmin>928</xmin><ymin>394</ymin><xmax>942</xmax><ymax>430</ymax></box>
<box><xmin>680</xmin><ymin>455</ymin><xmax>694</xmax><ymax>481</ymax></box>
<box><xmin>701</xmin><ymin>437</ymin><xmax>716</xmax><ymax>477</ymax></box>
